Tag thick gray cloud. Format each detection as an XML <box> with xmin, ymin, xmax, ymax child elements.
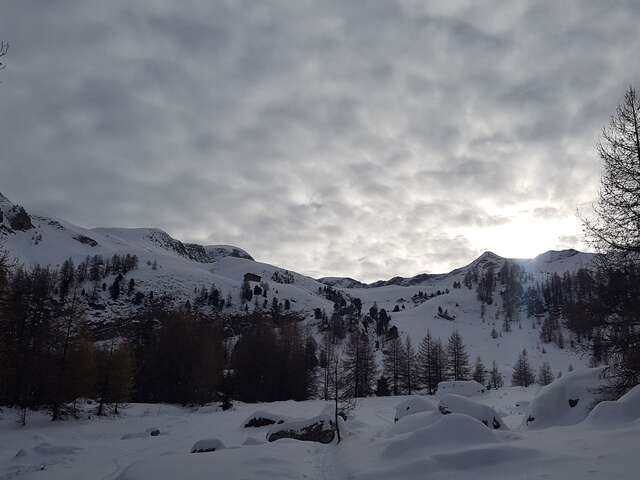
<box><xmin>1</xmin><ymin>0</ymin><xmax>639</xmax><ymax>281</ymax></box>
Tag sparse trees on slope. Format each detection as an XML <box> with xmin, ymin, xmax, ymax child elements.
<box><xmin>477</xmin><ymin>266</ymin><xmax>495</xmax><ymax>305</ymax></box>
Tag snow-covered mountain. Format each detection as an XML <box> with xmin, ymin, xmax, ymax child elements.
<box><xmin>0</xmin><ymin>191</ymin><xmax>595</xmax><ymax>375</ymax></box>
<box><xmin>321</xmin><ymin>249</ymin><xmax>595</xmax><ymax>289</ymax></box>
<box><xmin>0</xmin><ymin>191</ymin><xmax>335</xmax><ymax>321</ymax></box>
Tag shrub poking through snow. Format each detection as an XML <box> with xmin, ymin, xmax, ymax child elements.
<box><xmin>436</xmin><ymin>380</ymin><xmax>485</xmax><ymax>398</ymax></box>
<box><xmin>190</xmin><ymin>438</ymin><xmax>225</xmax><ymax>453</ymax></box>
<box><xmin>243</xmin><ymin>411</ymin><xmax>286</xmax><ymax>428</ymax></box>
<box><xmin>266</xmin><ymin>414</ymin><xmax>335</xmax><ymax>443</ymax></box>
<box><xmin>438</xmin><ymin>394</ymin><xmax>507</xmax><ymax>429</ymax></box>
<box><xmin>394</xmin><ymin>396</ymin><xmax>437</xmax><ymax>422</ymax></box>
<box><xmin>524</xmin><ymin>366</ymin><xmax>607</xmax><ymax>429</ymax></box>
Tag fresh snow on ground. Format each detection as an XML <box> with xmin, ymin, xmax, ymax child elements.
<box><xmin>2</xmin><ymin>372</ymin><xmax>640</xmax><ymax>480</ymax></box>
<box><xmin>436</xmin><ymin>380</ymin><xmax>486</xmax><ymax>398</ymax></box>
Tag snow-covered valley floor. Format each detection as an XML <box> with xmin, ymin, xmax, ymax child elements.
<box><xmin>1</xmin><ymin>386</ymin><xmax>638</xmax><ymax>480</ymax></box>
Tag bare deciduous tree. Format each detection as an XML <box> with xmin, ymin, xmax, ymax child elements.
<box><xmin>583</xmin><ymin>86</ymin><xmax>640</xmax><ymax>261</ymax></box>
<box><xmin>582</xmin><ymin>86</ymin><xmax>640</xmax><ymax>398</ymax></box>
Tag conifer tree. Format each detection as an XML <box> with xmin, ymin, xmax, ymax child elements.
<box><xmin>416</xmin><ymin>330</ymin><xmax>438</xmax><ymax>394</ymax></box>
<box><xmin>383</xmin><ymin>336</ymin><xmax>404</xmax><ymax>395</ymax></box>
<box><xmin>472</xmin><ymin>356</ymin><xmax>487</xmax><ymax>385</ymax></box>
<box><xmin>446</xmin><ymin>330</ymin><xmax>470</xmax><ymax>380</ymax></box>
<box><xmin>512</xmin><ymin>349</ymin><xmax>535</xmax><ymax>387</ymax></box>
<box><xmin>536</xmin><ymin>362</ymin><xmax>555</xmax><ymax>386</ymax></box>
<box><xmin>489</xmin><ymin>361</ymin><xmax>504</xmax><ymax>389</ymax></box>
<box><xmin>400</xmin><ymin>337</ymin><xmax>416</xmax><ymax>394</ymax></box>
<box><xmin>343</xmin><ymin>330</ymin><xmax>377</xmax><ymax>397</ymax></box>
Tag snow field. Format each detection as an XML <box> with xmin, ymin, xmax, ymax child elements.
<box><xmin>2</xmin><ymin>374</ymin><xmax>640</xmax><ymax>480</ymax></box>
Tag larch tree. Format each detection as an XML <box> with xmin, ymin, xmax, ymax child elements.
<box><xmin>416</xmin><ymin>330</ymin><xmax>438</xmax><ymax>394</ymax></box>
<box><xmin>343</xmin><ymin>330</ymin><xmax>377</xmax><ymax>398</ymax></box>
<box><xmin>537</xmin><ymin>362</ymin><xmax>555</xmax><ymax>386</ymax></box>
<box><xmin>383</xmin><ymin>336</ymin><xmax>404</xmax><ymax>395</ymax></box>
<box><xmin>581</xmin><ymin>86</ymin><xmax>640</xmax><ymax>397</ymax></box>
<box><xmin>489</xmin><ymin>361</ymin><xmax>504</xmax><ymax>389</ymax></box>
<box><xmin>400</xmin><ymin>336</ymin><xmax>417</xmax><ymax>395</ymax></box>
<box><xmin>446</xmin><ymin>330</ymin><xmax>470</xmax><ymax>380</ymax></box>
<box><xmin>472</xmin><ymin>356</ymin><xmax>487</xmax><ymax>385</ymax></box>
<box><xmin>512</xmin><ymin>349</ymin><xmax>535</xmax><ymax>387</ymax></box>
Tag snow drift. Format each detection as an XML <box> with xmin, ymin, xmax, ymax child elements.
<box><xmin>394</xmin><ymin>396</ymin><xmax>437</xmax><ymax>422</ymax></box>
<box><xmin>383</xmin><ymin>414</ymin><xmax>500</xmax><ymax>458</ymax></box>
<box><xmin>438</xmin><ymin>394</ymin><xmax>507</xmax><ymax>429</ymax></box>
<box><xmin>524</xmin><ymin>367</ymin><xmax>607</xmax><ymax>429</ymax></box>
<box><xmin>586</xmin><ymin>384</ymin><xmax>640</xmax><ymax>428</ymax></box>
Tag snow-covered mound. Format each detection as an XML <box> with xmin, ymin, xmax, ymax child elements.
<box><xmin>586</xmin><ymin>384</ymin><xmax>640</xmax><ymax>428</ymax></box>
<box><xmin>243</xmin><ymin>411</ymin><xmax>287</xmax><ymax>428</ymax></box>
<box><xmin>266</xmin><ymin>413</ymin><xmax>335</xmax><ymax>444</ymax></box>
<box><xmin>438</xmin><ymin>394</ymin><xmax>507</xmax><ymax>429</ymax></box>
<box><xmin>389</xmin><ymin>410</ymin><xmax>441</xmax><ymax>436</ymax></box>
<box><xmin>190</xmin><ymin>438</ymin><xmax>225</xmax><ymax>453</ymax></box>
<box><xmin>524</xmin><ymin>367</ymin><xmax>607</xmax><ymax>429</ymax></box>
<box><xmin>436</xmin><ymin>380</ymin><xmax>486</xmax><ymax>398</ymax></box>
<box><xmin>394</xmin><ymin>396</ymin><xmax>437</xmax><ymax>422</ymax></box>
<box><xmin>383</xmin><ymin>413</ymin><xmax>500</xmax><ymax>458</ymax></box>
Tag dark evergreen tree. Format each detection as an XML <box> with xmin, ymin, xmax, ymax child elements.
<box><xmin>446</xmin><ymin>330</ymin><xmax>470</xmax><ymax>380</ymax></box>
<box><xmin>512</xmin><ymin>349</ymin><xmax>535</xmax><ymax>387</ymax></box>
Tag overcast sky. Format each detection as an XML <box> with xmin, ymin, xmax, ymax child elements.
<box><xmin>2</xmin><ymin>1</ymin><xmax>640</xmax><ymax>282</ymax></box>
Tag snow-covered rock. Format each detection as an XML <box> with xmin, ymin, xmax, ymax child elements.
<box><xmin>394</xmin><ymin>396</ymin><xmax>437</xmax><ymax>422</ymax></box>
<box><xmin>586</xmin><ymin>384</ymin><xmax>640</xmax><ymax>428</ymax></box>
<box><xmin>384</xmin><ymin>414</ymin><xmax>500</xmax><ymax>458</ymax></box>
<box><xmin>243</xmin><ymin>411</ymin><xmax>286</xmax><ymax>428</ymax></box>
<box><xmin>438</xmin><ymin>394</ymin><xmax>507</xmax><ymax>429</ymax></box>
<box><xmin>389</xmin><ymin>411</ymin><xmax>441</xmax><ymax>436</ymax></box>
<box><xmin>524</xmin><ymin>367</ymin><xmax>607</xmax><ymax>429</ymax></box>
<box><xmin>190</xmin><ymin>438</ymin><xmax>225</xmax><ymax>453</ymax></box>
<box><xmin>436</xmin><ymin>380</ymin><xmax>486</xmax><ymax>398</ymax></box>
<box><xmin>266</xmin><ymin>414</ymin><xmax>335</xmax><ymax>444</ymax></box>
